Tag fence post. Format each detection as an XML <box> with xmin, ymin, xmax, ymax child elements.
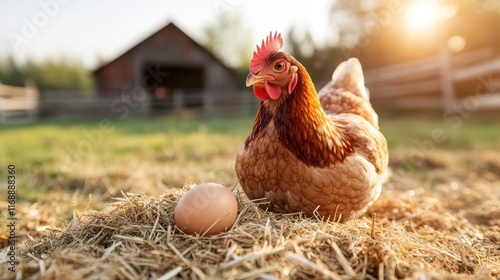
<box><xmin>439</xmin><ymin>45</ymin><xmax>456</xmax><ymax>110</ymax></box>
<box><xmin>25</xmin><ymin>79</ymin><xmax>38</xmax><ymax>122</ymax></box>
<box><xmin>173</xmin><ymin>89</ymin><xmax>184</xmax><ymax>114</ymax></box>
<box><xmin>0</xmin><ymin>81</ymin><xmax>3</xmax><ymax>123</ymax></box>
<box><xmin>203</xmin><ymin>92</ymin><xmax>215</xmax><ymax>116</ymax></box>
<box><xmin>142</xmin><ymin>91</ymin><xmax>152</xmax><ymax>116</ymax></box>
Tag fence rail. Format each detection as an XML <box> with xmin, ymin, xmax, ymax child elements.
<box><xmin>37</xmin><ymin>90</ymin><xmax>260</xmax><ymax>119</ymax></box>
<box><xmin>365</xmin><ymin>46</ymin><xmax>500</xmax><ymax>110</ymax></box>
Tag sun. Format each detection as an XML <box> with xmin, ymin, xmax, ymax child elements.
<box><xmin>404</xmin><ymin>1</ymin><xmax>440</xmax><ymax>32</ymax></box>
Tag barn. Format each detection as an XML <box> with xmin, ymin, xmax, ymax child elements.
<box><xmin>93</xmin><ymin>22</ymin><xmax>237</xmax><ymax>114</ymax></box>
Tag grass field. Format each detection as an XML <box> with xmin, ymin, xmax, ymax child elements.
<box><xmin>0</xmin><ymin>113</ymin><xmax>499</xmax><ymax>279</ymax></box>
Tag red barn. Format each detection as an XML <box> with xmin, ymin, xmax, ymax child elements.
<box><xmin>93</xmin><ymin>22</ymin><xmax>237</xmax><ymax>114</ymax></box>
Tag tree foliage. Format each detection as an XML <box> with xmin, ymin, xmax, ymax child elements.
<box><xmin>203</xmin><ymin>11</ymin><xmax>254</xmax><ymax>71</ymax></box>
<box><xmin>0</xmin><ymin>57</ymin><xmax>25</xmax><ymax>87</ymax></box>
<box><xmin>286</xmin><ymin>27</ymin><xmax>346</xmax><ymax>87</ymax></box>
<box><xmin>327</xmin><ymin>0</ymin><xmax>500</xmax><ymax>68</ymax></box>
<box><xmin>0</xmin><ymin>57</ymin><xmax>92</xmax><ymax>93</ymax></box>
<box><xmin>203</xmin><ymin>11</ymin><xmax>255</xmax><ymax>89</ymax></box>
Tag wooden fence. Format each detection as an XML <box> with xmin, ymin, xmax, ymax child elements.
<box><xmin>163</xmin><ymin>90</ymin><xmax>259</xmax><ymax>117</ymax></box>
<box><xmin>365</xmin><ymin>47</ymin><xmax>500</xmax><ymax>110</ymax></box>
<box><xmin>0</xmin><ymin>82</ymin><xmax>39</xmax><ymax>124</ymax></box>
<box><xmin>39</xmin><ymin>91</ymin><xmax>150</xmax><ymax>118</ymax></box>
<box><xmin>38</xmin><ymin>90</ymin><xmax>259</xmax><ymax>119</ymax></box>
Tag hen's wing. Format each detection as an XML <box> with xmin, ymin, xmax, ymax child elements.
<box><xmin>319</xmin><ymin>58</ymin><xmax>388</xmax><ymax>175</ymax></box>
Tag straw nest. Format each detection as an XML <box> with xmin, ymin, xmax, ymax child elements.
<box><xmin>5</xmin><ymin>182</ymin><xmax>500</xmax><ymax>280</ymax></box>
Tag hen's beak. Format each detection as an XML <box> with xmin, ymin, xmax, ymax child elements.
<box><xmin>246</xmin><ymin>73</ymin><xmax>274</xmax><ymax>87</ymax></box>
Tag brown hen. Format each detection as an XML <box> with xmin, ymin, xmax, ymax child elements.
<box><xmin>235</xmin><ymin>32</ymin><xmax>389</xmax><ymax>222</ymax></box>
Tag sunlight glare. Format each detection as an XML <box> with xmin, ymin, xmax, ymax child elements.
<box><xmin>405</xmin><ymin>1</ymin><xmax>439</xmax><ymax>32</ymax></box>
<box><xmin>447</xmin><ymin>35</ymin><xmax>466</xmax><ymax>53</ymax></box>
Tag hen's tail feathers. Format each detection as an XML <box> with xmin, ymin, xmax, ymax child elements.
<box><xmin>318</xmin><ymin>57</ymin><xmax>379</xmax><ymax>127</ymax></box>
<box><xmin>331</xmin><ymin>58</ymin><xmax>370</xmax><ymax>100</ymax></box>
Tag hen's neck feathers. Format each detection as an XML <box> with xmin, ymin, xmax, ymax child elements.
<box><xmin>247</xmin><ymin>56</ymin><xmax>354</xmax><ymax>167</ymax></box>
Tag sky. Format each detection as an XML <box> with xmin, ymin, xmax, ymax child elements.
<box><xmin>0</xmin><ymin>0</ymin><xmax>332</xmax><ymax>69</ymax></box>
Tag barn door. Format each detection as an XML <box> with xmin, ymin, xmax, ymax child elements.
<box><xmin>143</xmin><ymin>64</ymin><xmax>205</xmax><ymax>111</ymax></box>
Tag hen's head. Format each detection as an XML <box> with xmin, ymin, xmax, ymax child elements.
<box><xmin>246</xmin><ymin>32</ymin><xmax>299</xmax><ymax>101</ymax></box>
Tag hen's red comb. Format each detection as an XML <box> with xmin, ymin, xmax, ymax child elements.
<box><xmin>250</xmin><ymin>31</ymin><xmax>283</xmax><ymax>73</ymax></box>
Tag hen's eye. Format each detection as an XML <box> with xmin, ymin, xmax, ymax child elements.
<box><xmin>274</xmin><ymin>61</ymin><xmax>285</xmax><ymax>72</ymax></box>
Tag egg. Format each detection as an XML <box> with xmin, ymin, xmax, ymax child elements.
<box><xmin>174</xmin><ymin>183</ymin><xmax>238</xmax><ymax>235</ymax></box>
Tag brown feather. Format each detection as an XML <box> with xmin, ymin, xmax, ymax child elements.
<box><xmin>236</xmin><ymin>53</ymin><xmax>389</xmax><ymax>222</ymax></box>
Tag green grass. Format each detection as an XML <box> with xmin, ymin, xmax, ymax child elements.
<box><xmin>380</xmin><ymin>114</ymin><xmax>499</xmax><ymax>151</ymax></box>
<box><xmin>0</xmin><ymin>115</ymin><xmax>253</xmax><ymax>166</ymax></box>
<box><xmin>0</xmin><ymin>116</ymin><xmax>254</xmax><ymax>204</ymax></box>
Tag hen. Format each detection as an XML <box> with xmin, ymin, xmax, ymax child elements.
<box><xmin>235</xmin><ymin>32</ymin><xmax>389</xmax><ymax>222</ymax></box>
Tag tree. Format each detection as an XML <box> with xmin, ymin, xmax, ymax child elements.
<box><xmin>0</xmin><ymin>57</ymin><xmax>25</xmax><ymax>87</ymax></box>
<box><xmin>0</xmin><ymin>56</ymin><xmax>92</xmax><ymax>92</ymax></box>
<box><xmin>25</xmin><ymin>58</ymin><xmax>92</xmax><ymax>92</ymax></box>
<box><xmin>203</xmin><ymin>11</ymin><xmax>255</xmax><ymax>89</ymax></box>
<box><xmin>286</xmin><ymin>26</ymin><xmax>347</xmax><ymax>87</ymax></box>
<box><xmin>328</xmin><ymin>0</ymin><xmax>396</xmax><ymax>55</ymax></box>
<box><xmin>283</xmin><ymin>0</ymin><xmax>394</xmax><ymax>84</ymax></box>
<box><xmin>203</xmin><ymin>11</ymin><xmax>254</xmax><ymax>71</ymax></box>
<box><xmin>327</xmin><ymin>0</ymin><xmax>500</xmax><ymax>68</ymax></box>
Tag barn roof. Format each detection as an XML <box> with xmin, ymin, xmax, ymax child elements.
<box><xmin>93</xmin><ymin>22</ymin><xmax>236</xmax><ymax>76</ymax></box>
